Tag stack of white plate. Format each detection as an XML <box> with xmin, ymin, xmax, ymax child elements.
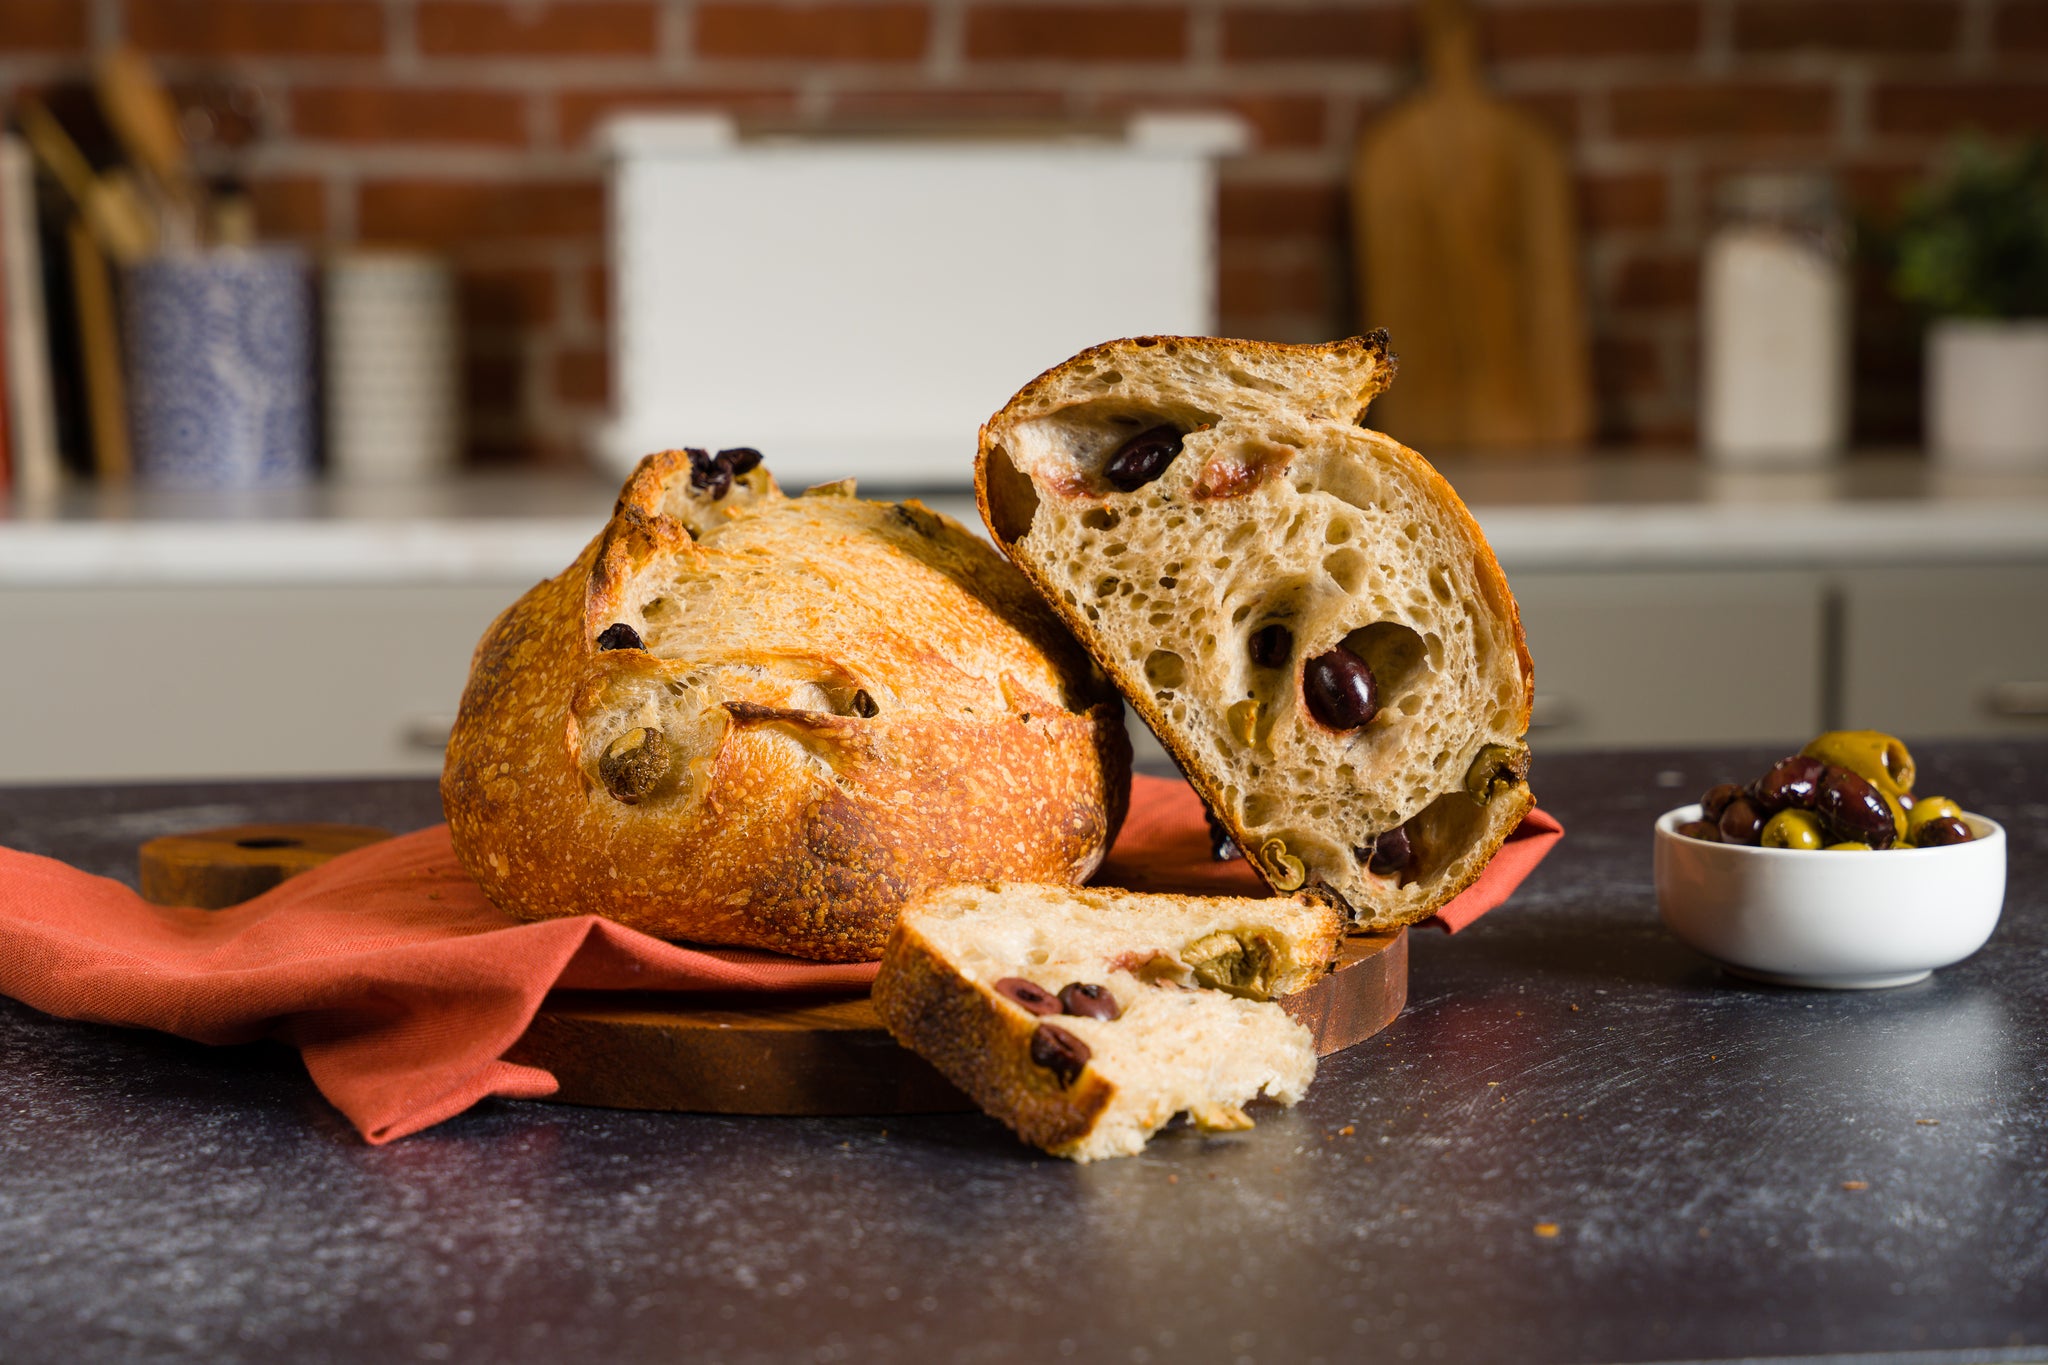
<box><xmin>323</xmin><ymin>250</ymin><xmax>460</xmax><ymax>482</ymax></box>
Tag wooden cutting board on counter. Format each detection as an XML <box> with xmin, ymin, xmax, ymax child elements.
<box><xmin>140</xmin><ymin>825</ymin><xmax>1407</xmax><ymax>1116</ymax></box>
<box><xmin>1350</xmin><ymin>0</ymin><xmax>1592</xmax><ymax>451</ymax></box>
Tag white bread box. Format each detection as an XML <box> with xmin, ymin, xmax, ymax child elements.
<box><xmin>599</xmin><ymin>113</ymin><xmax>1247</xmax><ymax>488</ymax></box>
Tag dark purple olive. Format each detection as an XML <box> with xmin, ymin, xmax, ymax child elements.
<box><xmin>1718</xmin><ymin>796</ymin><xmax>1766</xmax><ymax>846</ymax></box>
<box><xmin>1249</xmin><ymin>623</ymin><xmax>1293</xmax><ymax>668</ymax></box>
<box><xmin>1103</xmin><ymin>425</ymin><xmax>1184</xmax><ymax>491</ymax></box>
<box><xmin>994</xmin><ymin>977</ymin><xmax>1061</xmax><ymax>1016</ymax></box>
<box><xmin>1361</xmin><ymin>823</ymin><xmax>1412</xmax><ymax>874</ymax></box>
<box><xmin>686</xmin><ymin>445</ymin><xmax>762</xmax><ymax>499</ymax></box>
<box><xmin>1752</xmin><ymin>754</ymin><xmax>1827</xmax><ymax>813</ymax></box>
<box><xmin>1029</xmin><ymin>1023</ymin><xmax>1091</xmax><ymax>1087</ymax></box>
<box><xmin>1058</xmin><ymin>982</ymin><xmax>1121</xmax><ymax>1021</ymax></box>
<box><xmin>596</xmin><ymin>622</ymin><xmax>643</xmax><ymax>651</ymax></box>
<box><xmin>1913</xmin><ymin>815</ymin><xmax>1974</xmax><ymax>848</ymax></box>
<box><xmin>1303</xmin><ymin>646</ymin><xmax>1379</xmax><ymax>731</ymax></box>
<box><xmin>1676</xmin><ymin>820</ymin><xmax>1723</xmax><ymax>843</ymax></box>
<box><xmin>1816</xmin><ymin>768</ymin><xmax>1897</xmax><ymax>849</ymax></box>
<box><xmin>1700</xmin><ymin>783</ymin><xmax>1745</xmax><ymax>822</ymax></box>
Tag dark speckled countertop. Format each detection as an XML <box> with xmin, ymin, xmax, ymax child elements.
<box><xmin>3</xmin><ymin>743</ymin><xmax>2046</xmax><ymax>1365</ymax></box>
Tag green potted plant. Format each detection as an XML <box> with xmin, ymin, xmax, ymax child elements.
<box><xmin>1894</xmin><ymin>138</ymin><xmax>2048</xmax><ymax>470</ymax></box>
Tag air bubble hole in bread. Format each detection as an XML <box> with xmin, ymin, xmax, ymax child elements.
<box><xmin>976</xmin><ymin>336</ymin><xmax>1535</xmax><ymax>930</ymax></box>
<box><xmin>873</xmin><ymin>884</ymin><xmax>1341</xmax><ymax>1161</ymax></box>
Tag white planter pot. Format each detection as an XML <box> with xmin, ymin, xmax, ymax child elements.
<box><xmin>1927</xmin><ymin>319</ymin><xmax>2048</xmax><ymax>471</ymax></box>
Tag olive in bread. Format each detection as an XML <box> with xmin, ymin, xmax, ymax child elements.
<box><xmin>873</xmin><ymin>882</ymin><xmax>1340</xmax><ymax>1162</ymax></box>
<box><xmin>975</xmin><ymin>335</ymin><xmax>1534</xmax><ymax>930</ymax></box>
<box><xmin>443</xmin><ymin>449</ymin><xmax>1132</xmax><ymax>963</ymax></box>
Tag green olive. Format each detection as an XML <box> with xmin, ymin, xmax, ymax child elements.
<box><xmin>1881</xmin><ymin>789</ymin><xmax>1909</xmax><ymax>842</ymax></box>
<box><xmin>1800</xmin><ymin>730</ymin><xmax>1916</xmax><ymax>801</ymax></box>
<box><xmin>1906</xmin><ymin>795</ymin><xmax>1964</xmax><ymax>840</ymax></box>
<box><xmin>1761</xmin><ymin>809</ymin><xmax>1825</xmax><ymax>850</ymax></box>
<box><xmin>1824</xmin><ymin>841</ymin><xmax>1873</xmax><ymax>852</ymax></box>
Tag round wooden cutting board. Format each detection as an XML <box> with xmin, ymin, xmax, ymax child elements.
<box><xmin>140</xmin><ymin>825</ymin><xmax>1408</xmax><ymax>1116</ymax></box>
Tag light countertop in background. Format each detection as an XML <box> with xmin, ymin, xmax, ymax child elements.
<box><xmin>2</xmin><ymin>456</ymin><xmax>2046</xmax><ymax>587</ymax></box>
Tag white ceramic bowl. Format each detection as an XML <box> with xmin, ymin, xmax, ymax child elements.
<box><xmin>1653</xmin><ymin>804</ymin><xmax>2007</xmax><ymax>989</ymax></box>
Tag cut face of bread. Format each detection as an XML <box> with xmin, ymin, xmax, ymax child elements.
<box><xmin>873</xmin><ymin>883</ymin><xmax>1340</xmax><ymax>1162</ymax></box>
<box><xmin>443</xmin><ymin>449</ymin><xmax>1131</xmax><ymax>962</ymax></box>
<box><xmin>976</xmin><ymin>335</ymin><xmax>1534</xmax><ymax>930</ymax></box>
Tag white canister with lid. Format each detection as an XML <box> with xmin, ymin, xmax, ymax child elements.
<box><xmin>1700</xmin><ymin>174</ymin><xmax>1851</xmax><ymax>467</ymax></box>
<box><xmin>323</xmin><ymin>249</ymin><xmax>461</xmax><ymax>482</ymax></box>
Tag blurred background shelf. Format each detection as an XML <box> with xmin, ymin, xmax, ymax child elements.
<box><xmin>3</xmin><ymin>456</ymin><xmax>2043</xmax><ymax>782</ymax></box>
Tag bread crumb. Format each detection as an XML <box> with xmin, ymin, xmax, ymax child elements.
<box><xmin>1533</xmin><ymin>1223</ymin><xmax>1559</xmax><ymax>1238</ymax></box>
<box><xmin>1339</xmin><ymin>1125</ymin><xmax>1355</xmax><ymax>1136</ymax></box>
<box><xmin>1569</xmin><ymin>1004</ymin><xmax>1579</xmax><ymax>1012</ymax></box>
<box><xmin>1916</xmin><ymin>1119</ymin><xmax>1940</xmax><ymax>1126</ymax></box>
<box><xmin>1841</xmin><ymin>1180</ymin><xmax>1868</xmax><ymax>1191</ymax></box>
<box><xmin>1167</xmin><ymin>1174</ymin><xmax>1179</xmax><ymax>1184</ymax></box>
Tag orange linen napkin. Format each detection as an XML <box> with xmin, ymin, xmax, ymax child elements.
<box><xmin>0</xmin><ymin>774</ymin><xmax>1560</xmax><ymax>1143</ymax></box>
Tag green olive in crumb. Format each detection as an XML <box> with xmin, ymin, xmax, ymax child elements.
<box><xmin>1761</xmin><ymin>809</ymin><xmax>1825</xmax><ymax>850</ymax></box>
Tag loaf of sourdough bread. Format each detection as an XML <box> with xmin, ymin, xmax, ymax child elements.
<box><xmin>873</xmin><ymin>883</ymin><xmax>1340</xmax><ymax>1161</ymax></box>
<box><xmin>975</xmin><ymin>335</ymin><xmax>1534</xmax><ymax>930</ymax></box>
<box><xmin>443</xmin><ymin>448</ymin><xmax>1131</xmax><ymax>963</ymax></box>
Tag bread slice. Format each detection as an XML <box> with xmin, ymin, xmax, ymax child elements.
<box><xmin>443</xmin><ymin>449</ymin><xmax>1131</xmax><ymax>963</ymax></box>
<box><xmin>873</xmin><ymin>883</ymin><xmax>1340</xmax><ymax>1161</ymax></box>
<box><xmin>976</xmin><ymin>335</ymin><xmax>1534</xmax><ymax>930</ymax></box>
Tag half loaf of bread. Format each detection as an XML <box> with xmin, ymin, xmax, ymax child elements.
<box><xmin>873</xmin><ymin>883</ymin><xmax>1340</xmax><ymax>1161</ymax></box>
<box><xmin>443</xmin><ymin>449</ymin><xmax>1131</xmax><ymax>962</ymax></box>
<box><xmin>976</xmin><ymin>335</ymin><xmax>1534</xmax><ymax>930</ymax></box>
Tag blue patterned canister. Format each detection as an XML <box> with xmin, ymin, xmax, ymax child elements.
<box><xmin>124</xmin><ymin>247</ymin><xmax>316</xmax><ymax>488</ymax></box>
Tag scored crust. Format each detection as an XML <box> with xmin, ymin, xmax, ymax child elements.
<box><xmin>443</xmin><ymin>449</ymin><xmax>1132</xmax><ymax>963</ymax></box>
<box><xmin>975</xmin><ymin>335</ymin><xmax>1535</xmax><ymax>930</ymax></box>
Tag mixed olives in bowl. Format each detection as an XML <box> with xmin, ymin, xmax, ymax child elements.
<box><xmin>1674</xmin><ymin>730</ymin><xmax>1976</xmax><ymax>852</ymax></box>
<box><xmin>1654</xmin><ymin>731</ymin><xmax>2006</xmax><ymax>990</ymax></box>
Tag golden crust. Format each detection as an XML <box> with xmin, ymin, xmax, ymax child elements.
<box><xmin>443</xmin><ymin>451</ymin><xmax>1132</xmax><ymax>963</ymax></box>
<box><xmin>973</xmin><ymin>335</ymin><xmax>1535</xmax><ymax>931</ymax></box>
<box><xmin>871</xmin><ymin>913</ymin><xmax>1115</xmax><ymax>1153</ymax></box>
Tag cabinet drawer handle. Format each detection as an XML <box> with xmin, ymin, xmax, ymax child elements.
<box><xmin>1983</xmin><ymin>682</ymin><xmax>2048</xmax><ymax>719</ymax></box>
<box><xmin>402</xmin><ymin>715</ymin><xmax>456</xmax><ymax>753</ymax></box>
<box><xmin>1528</xmin><ymin>694</ymin><xmax>1577</xmax><ymax>730</ymax></box>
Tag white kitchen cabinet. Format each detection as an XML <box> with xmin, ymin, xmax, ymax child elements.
<box><xmin>1511</xmin><ymin>569</ymin><xmax>1826</xmax><ymax>751</ymax></box>
<box><xmin>1839</xmin><ymin>565</ymin><xmax>2048</xmax><ymax>740</ymax></box>
<box><xmin>0</xmin><ymin>584</ymin><xmax>523</xmax><ymax>782</ymax></box>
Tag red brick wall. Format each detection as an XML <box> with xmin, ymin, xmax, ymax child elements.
<box><xmin>3</xmin><ymin>0</ymin><xmax>2039</xmax><ymax>463</ymax></box>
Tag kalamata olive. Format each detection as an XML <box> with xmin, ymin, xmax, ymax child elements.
<box><xmin>1303</xmin><ymin>646</ymin><xmax>1379</xmax><ymax>730</ymax></box>
<box><xmin>1761</xmin><ymin>809</ymin><xmax>1825</xmax><ymax>850</ymax></box>
<box><xmin>1058</xmin><ymin>982</ymin><xmax>1121</xmax><ymax>1020</ymax></box>
<box><xmin>1249</xmin><ymin>623</ymin><xmax>1292</xmax><ymax>668</ymax></box>
<box><xmin>1752</xmin><ymin>754</ymin><xmax>1827</xmax><ymax>812</ymax></box>
<box><xmin>686</xmin><ymin>445</ymin><xmax>763</xmax><ymax>499</ymax></box>
<box><xmin>1816</xmin><ymin>768</ymin><xmax>1897</xmax><ymax>849</ymax></box>
<box><xmin>596</xmin><ymin>622</ymin><xmax>643</xmax><ymax>651</ymax></box>
<box><xmin>1676</xmin><ymin>820</ymin><xmax>1723</xmax><ymax>843</ymax></box>
<box><xmin>1718</xmin><ymin>795</ymin><xmax>1766</xmax><ymax>845</ymax></box>
<box><xmin>1363</xmin><ymin>823</ymin><xmax>1412</xmax><ymax>873</ymax></box>
<box><xmin>1700</xmin><ymin>783</ymin><xmax>1745</xmax><ymax>822</ymax></box>
<box><xmin>1103</xmin><ymin>425</ymin><xmax>1184</xmax><ymax>491</ymax></box>
<box><xmin>994</xmin><ymin>977</ymin><xmax>1061</xmax><ymax>1016</ymax></box>
<box><xmin>1029</xmin><ymin>1023</ymin><xmax>1091</xmax><ymax>1086</ymax></box>
<box><xmin>1913</xmin><ymin>815</ymin><xmax>1974</xmax><ymax>847</ymax></box>
<box><xmin>1906</xmin><ymin>794</ymin><xmax>1963</xmax><ymax>840</ymax></box>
